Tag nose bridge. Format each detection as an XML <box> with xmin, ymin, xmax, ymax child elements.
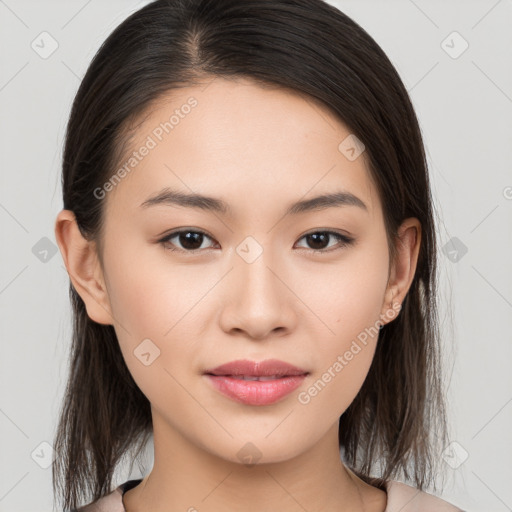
<box><xmin>235</xmin><ymin>235</ymin><xmax>282</xmax><ymax>307</ymax></box>
<box><xmin>219</xmin><ymin>234</ymin><xmax>294</xmax><ymax>338</ymax></box>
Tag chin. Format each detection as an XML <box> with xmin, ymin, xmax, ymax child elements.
<box><xmin>201</xmin><ymin>433</ymin><xmax>314</xmax><ymax>467</ymax></box>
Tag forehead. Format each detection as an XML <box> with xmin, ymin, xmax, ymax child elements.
<box><xmin>103</xmin><ymin>76</ymin><xmax>381</xmax><ymax>221</ymax></box>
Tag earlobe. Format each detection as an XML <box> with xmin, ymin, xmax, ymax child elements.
<box><xmin>380</xmin><ymin>218</ymin><xmax>421</xmax><ymax>325</ymax></box>
<box><xmin>54</xmin><ymin>209</ymin><xmax>113</xmax><ymax>325</ymax></box>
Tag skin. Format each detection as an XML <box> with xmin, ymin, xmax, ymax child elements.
<box><xmin>55</xmin><ymin>76</ymin><xmax>421</xmax><ymax>512</ymax></box>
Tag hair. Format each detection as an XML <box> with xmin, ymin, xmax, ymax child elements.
<box><xmin>53</xmin><ymin>0</ymin><xmax>450</xmax><ymax>510</ymax></box>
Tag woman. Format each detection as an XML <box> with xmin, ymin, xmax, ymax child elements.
<box><xmin>53</xmin><ymin>0</ymin><xmax>462</xmax><ymax>510</ymax></box>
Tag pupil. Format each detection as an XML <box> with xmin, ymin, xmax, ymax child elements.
<box><xmin>307</xmin><ymin>232</ymin><xmax>328</xmax><ymax>250</ymax></box>
<box><xmin>180</xmin><ymin>232</ymin><xmax>203</xmax><ymax>250</ymax></box>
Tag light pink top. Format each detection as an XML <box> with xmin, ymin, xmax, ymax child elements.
<box><xmin>76</xmin><ymin>478</ymin><xmax>464</xmax><ymax>511</ymax></box>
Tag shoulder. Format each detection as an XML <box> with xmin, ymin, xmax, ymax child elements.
<box><xmin>384</xmin><ymin>480</ymin><xmax>464</xmax><ymax>511</ymax></box>
<box><xmin>72</xmin><ymin>485</ymin><xmax>125</xmax><ymax>512</ymax></box>
<box><xmin>72</xmin><ymin>478</ymin><xmax>464</xmax><ymax>512</ymax></box>
<box><xmin>71</xmin><ymin>478</ymin><xmax>143</xmax><ymax>512</ymax></box>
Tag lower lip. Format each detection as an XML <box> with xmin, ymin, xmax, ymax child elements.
<box><xmin>205</xmin><ymin>374</ymin><xmax>307</xmax><ymax>405</ymax></box>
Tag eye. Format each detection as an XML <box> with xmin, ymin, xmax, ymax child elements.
<box><xmin>158</xmin><ymin>229</ymin><xmax>354</xmax><ymax>254</ymax></box>
<box><xmin>294</xmin><ymin>230</ymin><xmax>354</xmax><ymax>253</ymax></box>
<box><xmin>159</xmin><ymin>229</ymin><xmax>217</xmax><ymax>252</ymax></box>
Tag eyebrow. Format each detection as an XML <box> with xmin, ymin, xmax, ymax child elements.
<box><xmin>139</xmin><ymin>187</ymin><xmax>368</xmax><ymax>215</ymax></box>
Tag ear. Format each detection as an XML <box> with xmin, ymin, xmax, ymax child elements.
<box><xmin>54</xmin><ymin>209</ymin><xmax>113</xmax><ymax>325</ymax></box>
<box><xmin>380</xmin><ymin>217</ymin><xmax>421</xmax><ymax>325</ymax></box>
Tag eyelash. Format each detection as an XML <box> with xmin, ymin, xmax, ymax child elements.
<box><xmin>157</xmin><ymin>229</ymin><xmax>354</xmax><ymax>255</ymax></box>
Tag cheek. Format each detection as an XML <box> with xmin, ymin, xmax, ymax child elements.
<box><xmin>297</xmin><ymin>344</ymin><xmax>376</xmax><ymax>434</ymax></box>
<box><xmin>294</xmin><ymin>245</ymin><xmax>388</xmax><ymax>415</ymax></box>
<box><xmin>296</xmin><ymin>301</ymin><xmax>384</xmax><ymax>426</ymax></box>
<box><xmin>102</xmin><ymin>241</ymin><xmax>218</xmax><ymax>381</ymax></box>
<box><xmin>103</xmin><ymin>251</ymin><xmax>203</xmax><ymax>405</ymax></box>
<box><xmin>297</xmin><ymin>245</ymin><xmax>389</xmax><ymax>341</ymax></box>
<box><xmin>103</xmin><ymin>235</ymin><xmax>205</xmax><ymax>337</ymax></box>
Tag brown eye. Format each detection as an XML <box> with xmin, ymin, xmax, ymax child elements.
<box><xmin>159</xmin><ymin>230</ymin><xmax>216</xmax><ymax>252</ymax></box>
<box><xmin>158</xmin><ymin>229</ymin><xmax>353</xmax><ymax>254</ymax></box>
<box><xmin>295</xmin><ymin>231</ymin><xmax>353</xmax><ymax>252</ymax></box>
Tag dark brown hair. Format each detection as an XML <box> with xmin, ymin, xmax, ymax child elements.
<box><xmin>53</xmin><ymin>0</ymin><xmax>450</xmax><ymax>509</ymax></box>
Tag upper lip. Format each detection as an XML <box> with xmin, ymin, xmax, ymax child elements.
<box><xmin>204</xmin><ymin>359</ymin><xmax>309</xmax><ymax>377</ymax></box>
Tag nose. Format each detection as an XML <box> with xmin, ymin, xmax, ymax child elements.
<box><xmin>218</xmin><ymin>250</ymin><xmax>297</xmax><ymax>341</ymax></box>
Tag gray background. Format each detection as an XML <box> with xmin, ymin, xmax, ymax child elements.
<box><xmin>1</xmin><ymin>0</ymin><xmax>511</xmax><ymax>510</ymax></box>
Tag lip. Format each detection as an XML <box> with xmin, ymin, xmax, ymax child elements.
<box><xmin>204</xmin><ymin>358</ymin><xmax>308</xmax><ymax>377</ymax></box>
<box><xmin>203</xmin><ymin>359</ymin><xmax>309</xmax><ymax>406</ymax></box>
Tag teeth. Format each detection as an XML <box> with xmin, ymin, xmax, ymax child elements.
<box><xmin>230</xmin><ymin>375</ymin><xmax>283</xmax><ymax>381</ymax></box>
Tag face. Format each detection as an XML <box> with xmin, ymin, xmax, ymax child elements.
<box><xmin>72</xmin><ymin>77</ymin><xmax>407</xmax><ymax>465</ymax></box>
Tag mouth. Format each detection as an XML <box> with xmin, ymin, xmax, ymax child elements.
<box><xmin>211</xmin><ymin>374</ymin><xmax>303</xmax><ymax>381</ymax></box>
<box><xmin>203</xmin><ymin>358</ymin><xmax>309</xmax><ymax>378</ymax></box>
<box><xmin>203</xmin><ymin>359</ymin><xmax>309</xmax><ymax>406</ymax></box>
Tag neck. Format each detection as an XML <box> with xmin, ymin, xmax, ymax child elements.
<box><xmin>122</xmin><ymin>412</ymin><xmax>386</xmax><ymax>512</ymax></box>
